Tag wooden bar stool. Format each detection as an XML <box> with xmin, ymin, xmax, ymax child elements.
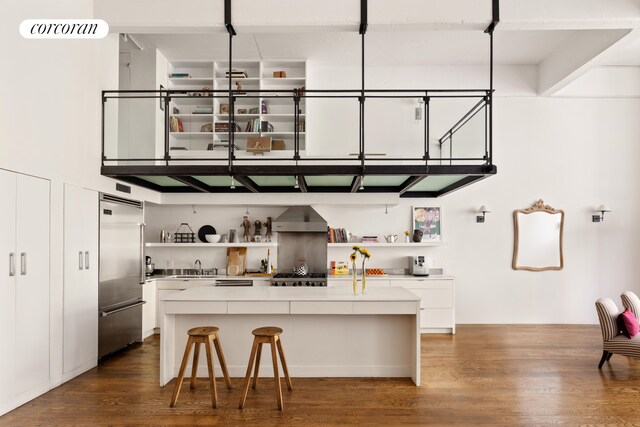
<box><xmin>239</xmin><ymin>326</ymin><xmax>293</xmax><ymax>411</ymax></box>
<box><xmin>170</xmin><ymin>326</ymin><xmax>232</xmax><ymax>408</ymax></box>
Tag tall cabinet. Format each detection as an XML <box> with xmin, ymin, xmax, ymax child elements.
<box><xmin>63</xmin><ymin>184</ymin><xmax>99</xmax><ymax>381</ymax></box>
<box><xmin>0</xmin><ymin>169</ymin><xmax>50</xmax><ymax>415</ymax></box>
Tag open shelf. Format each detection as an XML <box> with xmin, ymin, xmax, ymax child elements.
<box><xmin>170</xmin><ymin>132</ymin><xmax>213</xmax><ymax>139</ymax></box>
<box><xmin>146</xmin><ymin>242</ymin><xmax>277</xmax><ymax>248</ymax></box>
<box><xmin>169</xmin><ymin>77</ymin><xmax>214</xmax><ymax>85</ymax></box>
<box><xmin>328</xmin><ymin>242</ymin><xmax>443</xmax><ymax>247</ymax></box>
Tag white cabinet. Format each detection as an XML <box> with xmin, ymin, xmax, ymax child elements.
<box><xmin>63</xmin><ymin>184</ymin><xmax>99</xmax><ymax>381</ymax></box>
<box><xmin>391</xmin><ymin>278</ymin><xmax>455</xmax><ymax>334</ymax></box>
<box><xmin>157</xmin><ymin>289</ymin><xmax>182</xmax><ymax>330</ymax></box>
<box><xmin>0</xmin><ymin>170</ymin><xmax>50</xmax><ymax>415</ymax></box>
<box><xmin>142</xmin><ymin>280</ymin><xmax>157</xmax><ymax>338</ymax></box>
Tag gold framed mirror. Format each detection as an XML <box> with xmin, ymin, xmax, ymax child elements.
<box><xmin>513</xmin><ymin>200</ymin><xmax>564</xmax><ymax>271</ymax></box>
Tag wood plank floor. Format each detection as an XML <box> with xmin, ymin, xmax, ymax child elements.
<box><xmin>2</xmin><ymin>325</ymin><xmax>640</xmax><ymax>426</ymax></box>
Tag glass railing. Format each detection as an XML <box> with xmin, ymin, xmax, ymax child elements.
<box><xmin>102</xmin><ymin>88</ymin><xmax>492</xmax><ymax>167</ymax></box>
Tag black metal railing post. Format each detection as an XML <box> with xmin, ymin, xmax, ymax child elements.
<box><xmin>164</xmin><ymin>93</ymin><xmax>170</xmax><ymax>165</ymax></box>
<box><xmin>423</xmin><ymin>94</ymin><xmax>430</xmax><ymax>166</ymax></box>
<box><xmin>101</xmin><ymin>92</ymin><xmax>106</xmax><ymax>166</ymax></box>
<box><xmin>294</xmin><ymin>89</ymin><xmax>301</xmax><ymax>160</ymax></box>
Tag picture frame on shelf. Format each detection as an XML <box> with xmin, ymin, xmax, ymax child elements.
<box><xmin>412</xmin><ymin>206</ymin><xmax>442</xmax><ymax>242</ymax></box>
<box><xmin>219</xmin><ymin>103</ymin><xmax>229</xmax><ymax>114</ymax></box>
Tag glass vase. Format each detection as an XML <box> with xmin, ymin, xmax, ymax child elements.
<box><xmin>361</xmin><ymin>274</ymin><xmax>367</xmax><ymax>295</ymax></box>
<box><xmin>352</xmin><ymin>271</ymin><xmax>358</xmax><ymax>296</ymax></box>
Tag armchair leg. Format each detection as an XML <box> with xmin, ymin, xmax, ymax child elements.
<box><xmin>606</xmin><ymin>352</ymin><xmax>613</xmax><ymax>361</ymax></box>
<box><xmin>598</xmin><ymin>351</ymin><xmax>610</xmax><ymax>369</ymax></box>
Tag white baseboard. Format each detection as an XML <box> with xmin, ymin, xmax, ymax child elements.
<box><xmin>142</xmin><ymin>328</ymin><xmax>156</xmax><ymax>339</ymax></box>
<box><xmin>1</xmin><ymin>383</ymin><xmax>50</xmax><ymax>416</ymax></box>
<box><xmin>62</xmin><ymin>359</ymin><xmax>97</xmax><ymax>383</ymax></box>
<box><xmin>421</xmin><ymin>328</ymin><xmax>454</xmax><ymax>334</ymax></box>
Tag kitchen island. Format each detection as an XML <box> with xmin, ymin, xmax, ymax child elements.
<box><xmin>160</xmin><ymin>286</ymin><xmax>421</xmax><ymax>386</ymax></box>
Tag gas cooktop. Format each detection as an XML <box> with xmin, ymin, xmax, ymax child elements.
<box><xmin>271</xmin><ymin>272</ymin><xmax>327</xmax><ymax>287</ymax></box>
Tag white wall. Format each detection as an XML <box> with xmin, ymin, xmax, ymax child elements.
<box><xmin>0</xmin><ymin>0</ymin><xmax>160</xmax><ymax>391</ymax></box>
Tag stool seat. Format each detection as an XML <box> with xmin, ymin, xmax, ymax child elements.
<box><xmin>188</xmin><ymin>326</ymin><xmax>219</xmax><ymax>336</ymax></box>
<box><xmin>252</xmin><ymin>326</ymin><xmax>283</xmax><ymax>337</ymax></box>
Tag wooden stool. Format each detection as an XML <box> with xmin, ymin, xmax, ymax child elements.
<box><xmin>170</xmin><ymin>326</ymin><xmax>232</xmax><ymax>408</ymax></box>
<box><xmin>238</xmin><ymin>326</ymin><xmax>293</xmax><ymax>411</ymax></box>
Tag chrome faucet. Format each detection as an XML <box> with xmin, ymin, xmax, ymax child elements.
<box><xmin>194</xmin><ymin>259</ymin><xmax>202</xmax><ymax>274</ymax></box>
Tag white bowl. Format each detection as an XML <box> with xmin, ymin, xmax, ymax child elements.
<box><xmin>205</xmin><ymin>234</ymin><xmax>222</xmax><ymax>243</ymax></box>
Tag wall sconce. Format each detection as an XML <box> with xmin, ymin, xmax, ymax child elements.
<box><xmin>592</xmin><ymin>205</ymin><xmax>611</xmax><ymax>223</ymax></box>
<box><xmin>476</xmin><ymin>205</ymin><xmax>491</xmax><ymax>223</ymax></box>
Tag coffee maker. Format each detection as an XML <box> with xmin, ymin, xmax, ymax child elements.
<box><xmin>410</xmin><ymin>256</ymin><xmax>431</xmax><ymax>276</ymax></box>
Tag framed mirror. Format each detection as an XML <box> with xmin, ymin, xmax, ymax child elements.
<box><xmin>513</xmin><ymin>200</ymin><xmax>564</xmax><ymax>271</ymax></box>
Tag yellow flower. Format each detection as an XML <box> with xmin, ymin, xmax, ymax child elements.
<box><xmin>360</xmin><ymin>248</ymin><xmax>371</xmax><ymax>258</ymax></box>
<box><xmin>404</xmin><ymin>230</ymin><xmax>410</xmax><ymax>235</ymax></box>
<box><xmin>349</xmin><ymin>253</ymin><xmax>357</xmax><ymax>262</ymax></box>
<box><xmin>352</xmin><ymin>246</ymin><xmax>360</xmax><ymax>251</ymax></box>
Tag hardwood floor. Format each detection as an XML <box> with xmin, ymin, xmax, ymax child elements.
<box><xmin>2</xmin><ymin>325</ymin><xmax>639</xmax><ymax>426</ymax></box>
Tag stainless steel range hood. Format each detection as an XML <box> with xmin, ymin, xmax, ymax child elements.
<box><xmin>273</xmin><ymin>206</ymin><xmax>327</xmax><ymax>233</ymax></box>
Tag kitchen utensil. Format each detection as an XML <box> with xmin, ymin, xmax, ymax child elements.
<box><xmin>174</xmin><ymin>223</ymin><xmax>195</xmax><ymax>243</ymax></box>
<box><xmin>198</xmin><ymin>225</ymin><xmax>217</xmax><ymax>243</ymax></box>
<box><xmin>226</xmin><ymin>247</ymin><xmax>247</xmax><ymax>276</ymax></box>
<box><xmin>160</xmin><ymin>230</ymin><xmax>167</xmax><ymax>243</ymax></box>
<box><xmin>384</xmin><ymin>234</ymin><xmax>398</xmax><ymax>243</ymax></box>
<box><xmin>293</xmin><ymin>259</ymin><xmax>308</xmax><ymax>276</ymax></box>
<box><xmin>412</xmin><ymin>229</ymin><xmax>423</xmax><ymax>243</ymax></box>
<box><xmin>145</xmin><ymin>255</ymin><xmax>152</xmax><ymax>265</ymax></box>
<box><xmin>145</xmin><ymin>263</ymin><xmax>155</xmax><ymax>275</ymax></box>
<box><xmin>205</xmin><ymin>234</ymin><xmax>222</xmax><ymax>243</ymax></box>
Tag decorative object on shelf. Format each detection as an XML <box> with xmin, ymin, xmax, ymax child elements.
<box><xmin>384</xmin><ymin>234</ymin><xmax>398</xmax><ymax>243</ymax></box>
<box><xmin>350</xmin><ymin>248</ymin><xmax>359</xmax><ymax>295</ymax></box>
<box><xmin>197</xmin><ymin>225</ymin><xmax>217</xmax><ymax>243</ymax></box>
<box><xmin>261</xmin><ymin>100</ymin><xmax>268</xmax><ymax>114</ymax></box>
<box><xmin>265</xmin><ymin>217</ymin><xmax>273</xmax><ymax>242</ymax></box>
<box><xmin>260</xmin><ymin>120</ymin><xmax>274</xmax><ymax>133</ymax></box>
<box><xmin>229</xmin><ymin>229</ymin><xmax>237</xmax><ymax>243</ymax></box>
<box><xmin>592</xmin><ymin>205</ymin><xmax>611</xmax><ymax>223</ymax></box>
<box><xmin>200</xmin><ymin>123</ymin><xmax>213</xmax><ymax>132</ymax></box>
<box><xmin>271</xmin><ymin>139</ymin><xmax>285</xmax><ymax>150</ymax></box>
<box><xmin>169</xmin><ymin>72</ymin><xmax>191</xmax><ymax>78</ymax></box>
<box><xmin>237</xmin><ymin>108</ymin><xmax>247</xmax><ymax>114</ymax></box>
<box><xmin>404</xmin><ymin>230</ymin><xmax>411</xmax><ymax>243</ymax></box>
<box><xmin>476</xmin><ymin>205</ymin><xmax>491</xmax><ymax>223</ymax></box>
<box><xmin>513</xmin><ymin>199</ymin><xmax>565</xmax><ymax>272</ymax></box>
<box><xmin>248</xmin><ymin>107</ymin><xmax>259</xmax><ymax>114</ymax></box>
<box><xmin>246</xmin><ymin>136</ymin><xmax>272</xmax><ymax>153</ymax></box>
<box><xmin>219</xmin><ymin>104</ymin><xmax>229</xmax><ymax>114</ymax></box>
<box><xmin>174</xmin><ymin>222</ymin><xmax>196</xmax><ymax>243</ymax></box>
<box><xmin>169</xmin><ymin>117</ymin><xmax>184</xmax><ymax>132</ymax></box>
<box><xmin>331</xmin><ymin>261</ymin><xmax>349</xmax><ymax>275</ymax></box>
<box><xmin>161</xmin><ymin>230</ymin><xmax>167</xmax><ymax>243</ymax></box>
<box><xmin>366</xmin><ymin>268</ymin><xmax>385</xmax><ymax>276</ymax></box>
<box><xmin>273</xmin><ymin>71</ymin><xmax>287</xmax><ymax>78</ymax></box>
<box><xmin>205</xmin><ymin>234</ymin><xmax>222</xmax><ymax>243</ymax></box>
<box><xmin>412</xmin><ymin>229</ymin><xmax>423</xmax><ymax>243</ymax></box>
<box><xmin>193</xmin><ymin>106</ymin><xmax>213</xmax><ymax>114</ymax></box>
<box><xmin>235</xmin><ymin>81</ymin><xmax>246</xmax><ymax>95</ymax></box>
<box><xmin>412</xmin><ymin>206</ymin><xmax>441</xmax><ymax>242</ymax></box>
<box><xmin>201</xmin><ymin>86</ymin><xmax>211</xmax><ymax>97</ymax></box>
<box><xmin>241</xmin><ymin>216</ymin><xmax>251</xmax><ymax>242</ymax></box>
<box><xmin>172</xmin><ymin>107</ymin><xmax>180</xmax><ymax>114</ymax></box>
<box><xmin>253</xmin><ymin>220</ymin><xmax>262</xmax><ymax>239</ymax></box>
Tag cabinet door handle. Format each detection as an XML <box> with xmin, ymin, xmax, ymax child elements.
<box><xmin>85</xmin><ymin>251</ymin><xmax>90</xmax><ymax>270</ymax></box>
<box><xmin>20</xmin><ymin>252</ymin><xmax>26</xmax><ymax>275</ymax></box>
<box><xmin>9</xmin><ymin>253</ymin><xmax>15</xmax><ymax>277</ymax></box>
<box><xmin>79</xmin><ymin>251</ymin><xmax>84</xmax><ymax>270</ymax></box>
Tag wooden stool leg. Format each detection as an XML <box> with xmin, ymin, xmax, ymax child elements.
<box><xmin>270</xmin><ymin>337</ymin><xmax>283</xmax><ymax>410</ymax></box>
<box><xmin>276</xmin><ymin>337</ymin><xmax>293</xmax><ymax>391</ymax></box>
<box><xmin>204</xmin><ymin>340</ymin><xmax>218</xmax><ymax>408</ymax></box>
<box><xmin>170</xmin><ymin>337</ymin><xmax>193</xmax><ymax>408</ymax></box>
<box><xmin>239</xmin><ymin>338</ymin><xmax>259</xmax><ymax>409</ymax></box>
<box><xmin>213</xmin><ymin>334</ymin><xmax>232</xmax><ymax>390</ymax></box>
<box><xmin>190</xmin><ymin>342</ymin><xmax>201</xmax><ymax>390</ymax></box>
<box><xmin>252</xmin><ymin>343</ymin><xmax>263</xmax><ymax>389</ymax></box>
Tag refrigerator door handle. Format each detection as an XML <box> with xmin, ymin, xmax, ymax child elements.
<box><xmin>20</xmin><ymin>252</ymin><xmax>27</xmax><ymax>276</ymax></box>
<box><xmin>139</xmin><ymin>223</ymin><xmax>146</xmax><ymax>284</ymax></box>
<box><xmin>79</xmin><ymin>251</ymin><xmax>84</xmax><ymax>270</ymax></box>
<box><xmin>85</xmin><ymin>251</ymin><xmax>90</xmax><ymax>270</ymax></box>
<box><xmin>100</xmin><ymin>301</ymin><xmax>146</xmax><ymax>318</ymax></box>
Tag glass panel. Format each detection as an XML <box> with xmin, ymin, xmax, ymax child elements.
<box><xmin>305</xmin><ymin>176</ymin><xmax>354</xmax><ymax>187</ymax></box>
<box><xmin>135</xmin><ymin>176</ymin><xmax>187</xmax><ymax>187</ymax></box>
<box><xmin>408</xmin><ymin>175</ymin><xmax>468</xmax><ymax>192</ymax></box>
<box><xmin>249</xmin><ymin>176</ymin><xmax>296</xmax><ymax>187</ymax></box>
<box><xmin>104</xmin><ymin>94</ymin><xmax>163</xmax><ymax>162</ymax></box>
<box><xmin>363</xmin><ymin>175</ymin><xmax>410</xmax><ymax>186</ymax></box>
<box><xmin>193</xmin><ymin>176</ymin><xmax>238</xmax><ymax>187</ymax></box>
<box><xmin>303</xmin><ymin>97</ymin><xmax>359</xmax><ymax>160</ymax></box>
<box><xmin>364</xmin><ymin>97</ymin><xmax>424</xmax><ymax>159</ymax></box>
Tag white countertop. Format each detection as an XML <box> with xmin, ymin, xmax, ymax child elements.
<box><xmin>161</xmin><ymin>285</ymin><xmax>420</xmax><ymax>303</ymax></box>
<box><xmin>328</xmin><ymin>274</ymin><xmax>454</xmax><ymax>281</ymax></box>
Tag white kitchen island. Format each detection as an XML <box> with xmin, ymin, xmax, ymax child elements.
<box><xmin>160</xmin><ymin>286</ymin><xmax>421</xmax><ymax>386</ymax></box>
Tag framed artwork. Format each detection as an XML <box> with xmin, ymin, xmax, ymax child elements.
<box><xmin>412</xmin><ymin>206</ymin><xmax>442</xmax><ymax>242</ymax></box>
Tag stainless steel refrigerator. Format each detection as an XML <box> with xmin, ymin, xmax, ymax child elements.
<box><xmin>98</xmin><ymin>193</ymin><xmax>145</xmax><ymax>359</ymax></box>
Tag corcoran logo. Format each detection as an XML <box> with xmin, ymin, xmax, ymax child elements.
<box><xmin>19</xmin><ymin>19</ymin><xmax>109</xmax><ymax>39</ymax></box>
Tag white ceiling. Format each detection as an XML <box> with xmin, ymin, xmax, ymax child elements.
<box><xmin>133</xmin><ymin>30</ymin><xmax>581</xmax><ymax>66</ymax></box>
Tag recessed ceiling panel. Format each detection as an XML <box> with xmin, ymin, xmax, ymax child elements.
<box><xmin>250</xmin><ymin>176</ymin><xmax>296</xmax><ymax>187</ymax></box>
<box><xmin>135</xmin><ymin>176</ymin><xmax>187</xmax><ymax>187</ymax></box>
<box><xmin>363</xmin><ymin>175</ymin><xmax>410</xmax><ymax>186</ymax></box>
<box><xmin>194</xmin><ymin>176</ymin><xmax>240</xmax><ymax>187</ymax></box>
<box><xmin>305</xmin><ymin>176</ymin><xmax>354</xmax><ymax>187</ymax></box>
<box><xmin>407</xmin><ymin>175</ymin><xmax>468</xmax><ymax>192</ymax></box>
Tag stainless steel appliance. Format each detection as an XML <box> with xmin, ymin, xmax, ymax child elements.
<box><xmin>98</xmin><ymin>194</ymin><xmax>145</xmax><ymax>359</ymax></box>
<box><xmin>270</xmin><ymin>206</ymin><xmax>328</xmax><ymax>287</ymax></box>
<box><xmin>410</xmin><ymin>255</ymin><xmax>431</xmax><ymax>276</ymax></box>
<box><xmin>215</xmin><ymin>279</ymin><xmax>253</xmax><ymax>287</ymax></box>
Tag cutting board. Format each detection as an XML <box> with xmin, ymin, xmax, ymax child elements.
<box><xmin>226</xmin><ymin>247</ymin><xmax>247</xmax><ymax>276</ymax></box>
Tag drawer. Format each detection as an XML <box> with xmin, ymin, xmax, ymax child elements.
<box><xmin>353</xmin><ymin>301</ymin><xmax>418</xmax><ymax>315</ymax></box>
<box><xmin>227</xmin><ymin>301</ymin><xmax>289</xmax><ymax>314</ymax></box>
<box><xmin>410</xmin><ymin>288</ymin><xmax>453</xmax><ymax>309</ymax></box>
<box><xmin>164</xmin><ymin>300</ymin><xmax>227</xmax><ymax>314</ymax></box>
<box><xmin>290</xmin><ymin>301</ymin><xmax>353</xmax><ymax>315</ymax></box>
<box><xmin>421</xmin><ymin>308</ymin><xmax>454</xmax><ymax>328</ymax></box>
<box><xmin>391</xmin><ymin>279</ymin><xmax>453</xmax><ymax>289</ymax></box>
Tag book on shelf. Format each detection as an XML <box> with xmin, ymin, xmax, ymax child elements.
<box><xmin>361</xmin><ymin>236</ymin><xmax>379</xmax><ymax>243</ymax></box>
<box><xmin>225</xmin><ymin>69</ymin><xmax>248</xmax><ymax>78</ymax></box>
<box><xmin>297</xmin><ymin>120</ymin><xmax>306</xmax><ymax>132</ymax></box>
<box><xmin>261</xmin><ymin>121</ymin><xmax>274</xmax><ymax>133</ymax></box>
<box><xmin>244</xmin><ymin>118</ymin><xmax>262</xmax><ymax>133</ymax></box>
<box><xmin>169</xmin><ymin>72</ymin><xmax>191</xmax><ymax>78</ymax></box>
<box><xmin>169</xmin><ymin>117</ymin><xmax>183</xmax><ymax>132</ymax></box>
<box><xmin>327</xmin><ymin>227</ymin><xmax>350</xmax><ymax>244</ymax></box>
<box><xmin>193</xmin><ymin>107</ymin><xmax>213</xmax><ymax>114</ymax></box>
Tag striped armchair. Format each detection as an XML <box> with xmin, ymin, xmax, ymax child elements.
<box><xmin>595</xmin><ymin>297</ymin><xmax>640</xmax><ymax>368</ymax></box>
<box><xmin>621</xmin><ymin>291</ymin><xmax>640</xmax><ymax>321</ymax></box>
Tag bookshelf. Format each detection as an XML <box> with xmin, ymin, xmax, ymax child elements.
<box><xmin>167</xmin><ymin>60</ymin><xmax>306</xmax><ymax>155</ymax></box>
